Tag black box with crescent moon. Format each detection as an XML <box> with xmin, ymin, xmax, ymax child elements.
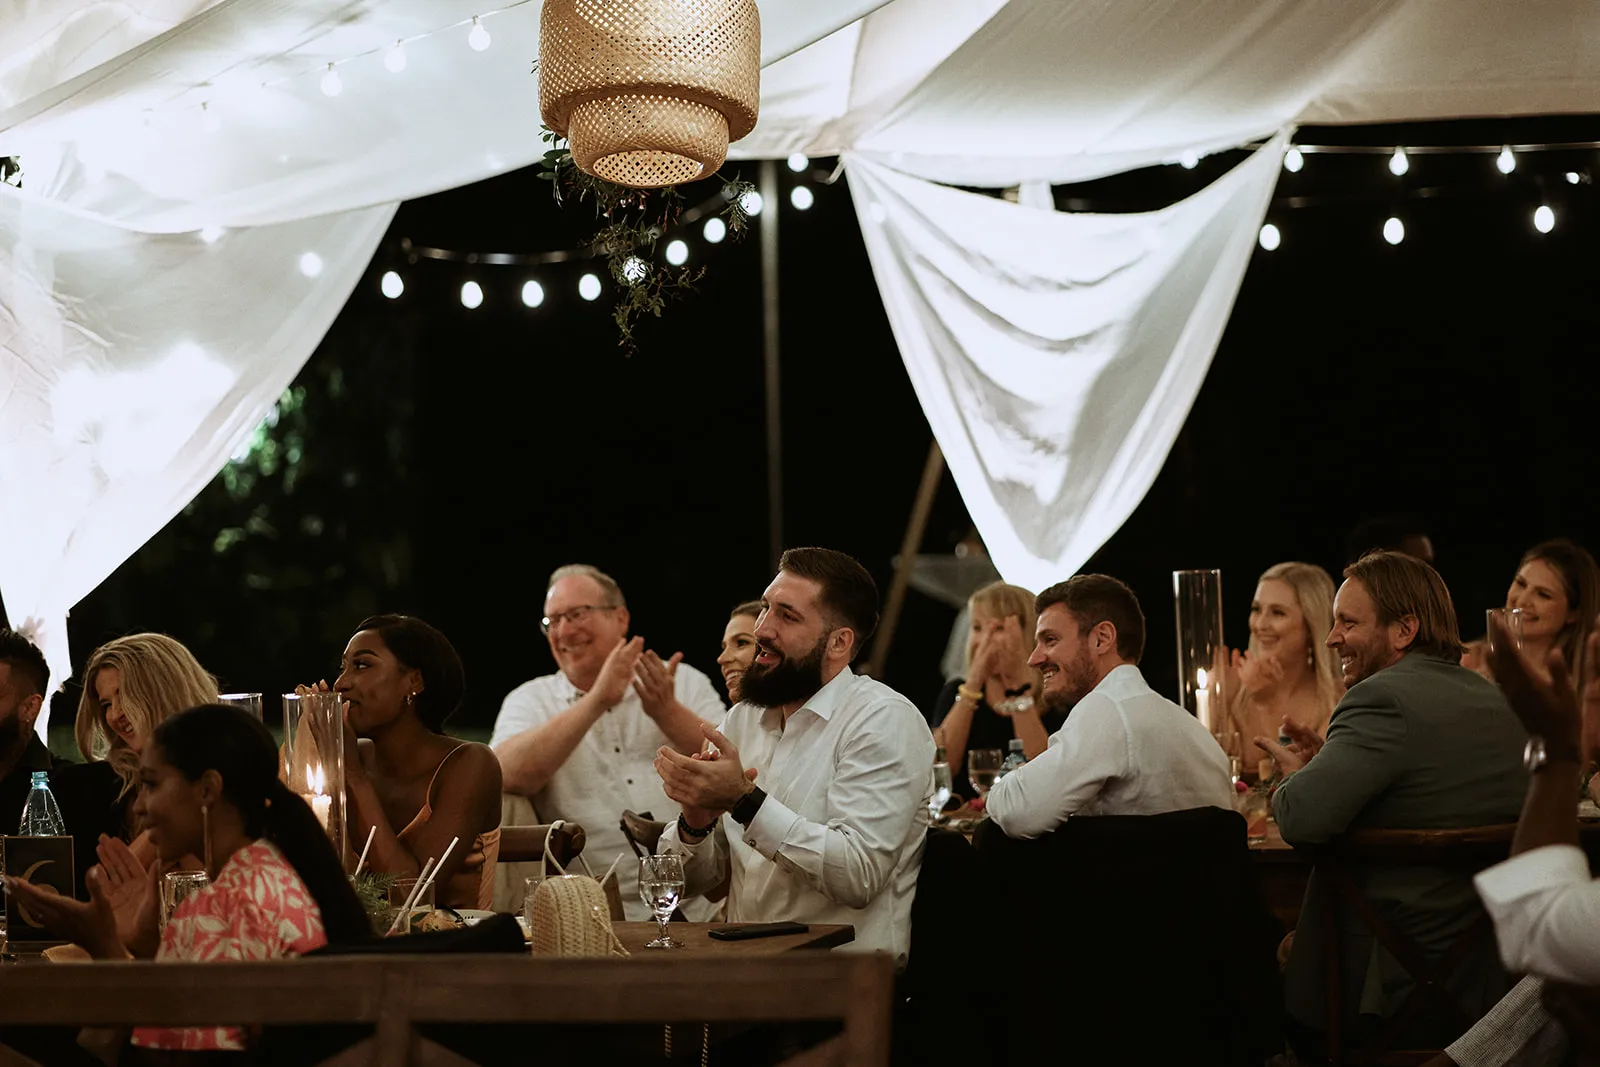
<box><xmin>2</xmin><ymin>836</ymin><xmax>74</xmax><ymax>945</ymax></box>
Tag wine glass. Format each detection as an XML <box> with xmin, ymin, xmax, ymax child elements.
<box><xmin>928</xmin><ymin>762</ymin><xmax>953</xmax><ymax>821</ymax></box>
<box><xmin>639</xmin><ymin>855</ymin><xmax>685</xmax><ymax>949</ymax></box>
<box><xmin>968</xmin><ymin>749</ymin><xmax>1003</xmax><ymax>799</ymax></box>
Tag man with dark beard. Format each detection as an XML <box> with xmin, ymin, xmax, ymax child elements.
<box><xmin>654</xmin><ymin>547</ymin><xmax>935</xmax><ymax>966</ymax></box>
<box><xmin>985</xmin><ymin>575</ymin><xmax>1232</xmax><ymax>838</ymax></box>
<box><xmin>0</xmin><ymin>628</ymin><xmax>53</xmax><ymax>832</ymax></box>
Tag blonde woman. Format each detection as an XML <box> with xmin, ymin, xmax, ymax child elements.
<box><xmin>1223</xmin><ymin>563</ymin><xmax>1343</xmax><ymax>778</ymax></box>
<box><xmin>930</xmin><ymin>581</ymin><xmax>1049</xmax><ymax>797</ymax></box>
<box><xmin>54</xmin><ymin>633</ymin><xmax>217</xmax><ymax>902</ymax></box>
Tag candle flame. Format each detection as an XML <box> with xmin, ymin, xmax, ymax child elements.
<box><xmin>1196</xmin><ymin>667</ymin><xmax>1208</xmax><ymax>689</ymax></box>
<box><xmin>309</xmin><ymin>765</ymin><xmax>325</xmax><ymax>795</ymax></box>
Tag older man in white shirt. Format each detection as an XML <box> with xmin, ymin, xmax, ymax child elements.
<box><xmin>985</xmin><ymin>574</ymin><xmax>1233</xmax><ymax>839</ymax></box>
<box><xmin>490</xmin><ymin>564</ymin><xmax>725</xmax><ymax>918</ymax></box>
<box><xmin>655</xmin><ymin>547</ymin><xmax>934</xmax><ymax>967</ymax></box>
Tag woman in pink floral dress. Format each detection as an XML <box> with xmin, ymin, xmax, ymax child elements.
<box><xmin>5</xmin><ymin>704</ymin><xmax>370</xmax><ymax>1057</ymax></box>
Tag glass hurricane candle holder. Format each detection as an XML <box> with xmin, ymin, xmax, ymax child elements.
<box><xmin>281</xmin><ymin>692</ymin><xmax>345</xmax><ymax>863</ymax></box>
<box><xmin>1173</xmin><ymin>569</ymin><xmax>1226</xmax><ymax>736</ymax></box>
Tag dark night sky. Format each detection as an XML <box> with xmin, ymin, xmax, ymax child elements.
<box><xmin>59</xmin><ymin>113</ymin><xmax>1600</xmax><ymax>734</ymax></box>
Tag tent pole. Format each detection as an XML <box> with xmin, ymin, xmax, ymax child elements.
<box><xmin>760</xmin><ymin>158</ymin><xmax>784</xmax><ymax>573</ymax></box>
<box><xmin>864</xmin><ymin>439</ymin><xmax>944</xmax><ymax>678</ymax></box>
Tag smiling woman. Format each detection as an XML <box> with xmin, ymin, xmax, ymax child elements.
<box><xmin>318</xmin><ymin>614</ymin><xmax>502</xmax><ymax>910</ymax></box>
<box><xmin>52</xmin><ymin>633</ymin><xmax>219</xmax><ymax>895</ymax></box>
<box><xmin>1504</xmin><ymin>540</ymin><xmax>1600</xmax><ymax>694</ymax></box>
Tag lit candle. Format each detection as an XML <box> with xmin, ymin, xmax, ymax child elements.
<box><xmin>1194</xmin><ymin>667</ymin><xmax>1213</xmax><ymax>730</ymax></box>
<box><xmin>302</xmin><ymin>765</ymin><xmax>331</xmax><ymax>830</ymax></box>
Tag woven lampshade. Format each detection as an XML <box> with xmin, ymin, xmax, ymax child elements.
<box><xmin>539</xmin><ymin>0</ymin><xmax>761</xmax><ymax>189</ymax></box>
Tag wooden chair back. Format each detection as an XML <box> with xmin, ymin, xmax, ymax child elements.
<box><xmin>497</xmin><ymin>822</ymin><xmax>586</xmax><ymax>867</ymax></box>
<box><xmin>1313</xmin><ymin>823</ymin><xmax>1516</xmax><ymax>1066</ymax></box>
<box><xmin>0</xmin><ymin>953</ymin><xmax>895</xmax><ymax>1067</ymax></box>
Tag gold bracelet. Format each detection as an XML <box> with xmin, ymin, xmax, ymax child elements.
<box><xmin>956</xmin><ymin>683</ymin><xmax>983</xmax><ymax>703</ymax></box>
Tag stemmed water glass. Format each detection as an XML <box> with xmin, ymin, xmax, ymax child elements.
<box><xmin>968</xmin><ymin>749</ymin><xmax>1003</xmax><ymax>800</ymax></box>
<box><xmin>639</xmin><ymin>855</ymin><xmax>685</xmax><ymax>949</ymax></box>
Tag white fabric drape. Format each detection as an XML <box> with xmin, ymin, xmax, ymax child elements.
<box><xmin>0</xmin><ymin>185</ymin><xmax>393</xmax><ymax>706</ymax></box>
<box><xmin>846</xmin><ymin>133</ymin><xmax>1286</xmax><ymax>593</ymax></box>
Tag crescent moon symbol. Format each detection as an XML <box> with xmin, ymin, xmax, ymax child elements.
<box><xmin>13</xmin><ymin>859</ymin><xmax>56</xmax><ymax>929</ymax></box>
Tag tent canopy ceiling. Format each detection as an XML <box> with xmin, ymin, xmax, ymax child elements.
<box><xmin>4</xmin><ymin>0</ymin><xmax>1600</xmax><ymax>232</ymax></box>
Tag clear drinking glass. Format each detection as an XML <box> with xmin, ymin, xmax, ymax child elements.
<box><xmin>383</xmin><ymin>877</ymin><xmax>435</xmax><ymax>936</ymax></box>
<box><xmin>968</xmin><ymin>749</ymin><xmax>1003</xmax><ymax>799</ymax></box>
<box><xmin>928</xmin><ymin>762</ymin><xmax>954</xmax><ymax>821</ymax></box>
<box><xmin>217</xmin><ymin>693</ymin><xmax>263</xmax><ymax>720</ymax></box>
<box><xmin>1487</xmin><ymin>607</ymin><xmax>1523</xmax><ymax>653</ymax></box>
<box><xmin>638</xmin><ymin>855</ymin><xmax>685</xmax><ymax>949</ymax></box>
<box><xmin>160</xmin><ymin>871</ymin><xmax>210</xmax><ymax>932</ymax></box>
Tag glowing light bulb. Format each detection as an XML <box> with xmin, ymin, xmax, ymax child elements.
<box><xmin>786</xmin><ymin>153</ymin><xmax>809</xmax><ymax>173</ymax></box>
<box><xmin>1258</xmin><ymin>223</ymin><xmax>1281</xmax><ymax>251</ymax></box>
<box><xmin>468</xmin><ymin>17</ymin><xmax>491</xmax><ymax>51</ymax></box>
<box><xmin>460</xmin><ymin>280</ymin><xmax>483</xmax><ymax>309</ymax></box>
<box><xmin>299</xmin><ymin>251</ymin><xmax>324</xmax><ymax>277</ymax></box>
<box><xmin>381</xmin><ymin>271</ymin><xmax>403</xmax><ymax>299</ymax></box>
<box><xmin>1496</xmin><ymin>146</ymin><xmax>1516</xmax><ymax>174</ymax></box>
<box><xmin>620</xmin><ymin>256</ymin><xmax>649</xmax><ymax>284</ymax></box>
<box><xmin>702</xmin><ymin>217</ymin><xmax>727</xmax><ymax>244</ymax></box>
<box><xmin>1383</xmin><ymin>216</ymin><xmax>1405</xmax><ymax>245</ymax></box>
<box><xmin>198</xmin><ymin>225</ymin><xmax>225</xmax><ymax>245</ymax></box>
<box><xmin>665</xmin><ymin>239</ymin><xmax>689</xmax><ymax>266</ymax></box>
<box><xmin>739</xmin><ymin>190</ymin><xmax>764</xmax><ymax>217</ymax></box>
<box><xmin>790</xmin><ymin>186</ymin><xmax>814</xmax><ymax>211</ymax></box>
<box><xmin>1388</xmin><ymin>147</ymin><xmax>1408</xmax><ymax>176</ymax></box>
<box><xmin>199</xmin><ymin>103</ymin><xmax>220</xmax><ymax>133</ymax></box>
<box><xmin>320</xmin><ymin>64</ymin><xmax>343</xmax><ymax>97</ymax></box>
<box><xmin>1566</xmin><ymin>172</ymin><xmax>1582</xmax><ymax>185</ymax></box>
<box><xmin>578</xmin><ymin>273</ymin><xmax>602</xmax><ymax>301</ymax></box>
<box><xmin>521</xmin><ymin>280</ymin><xmax>545</xmax><ymax>307</ymax></box>
<box><xmin>1534</xmin><ymin>205</ymin><xmax>1555</xmax><ymax>234</ymax></box>
<box><xmin>385</xmin><ymin>42</ymin><xmax>407</xmax><ymax>73</ymax></box>
<box><xmin>1283</xmin><ymin>146</ymin><xmax>1304</xmax><ymax>173</ymax></box>
<box><xmin>1178</xmin><ymin>149</ymin><xmax>1199</xmax><ymax>170</ymax></box>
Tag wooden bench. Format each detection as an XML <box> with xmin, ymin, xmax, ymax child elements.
<box><xmin>0</xmin><ymin>953</ymin><xmax>894</xmax><ymax>1066</ymax></box>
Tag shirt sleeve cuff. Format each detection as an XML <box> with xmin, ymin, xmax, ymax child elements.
<box><xmin>1475</xmin><ymin>844</ymin><xmax>1591</xmax><ymax>913</ymax></box>
<box><xmin>744</xmin><ymin>793</ymin><xmax>802</xmax><ymax>859</ymax></box>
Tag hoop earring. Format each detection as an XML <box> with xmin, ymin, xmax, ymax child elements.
<box><xmin>201</xmin><ymin>803</ymin><xmax>213</xmax><ymax>876</ymax></box>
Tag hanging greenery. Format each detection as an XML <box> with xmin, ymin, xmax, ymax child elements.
<box><xmin>534</xmin><ymin>128</ymin><xmax>755</xmax><ymax>355</ymax></box>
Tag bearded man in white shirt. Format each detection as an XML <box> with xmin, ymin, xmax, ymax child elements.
<box><xmin>654</xmin><ymin>547</ymin><xmax>935</xmax><ymax>966</ymax></box>
<box><xmin>490</xmin><ymin>564</ymin><xmax>726</xmax><ymax>918</ymax></box>
<box><xmin>985</xmin><ymin>574</ymin><xmax>1233</xmax><ymax>838</ymax></box>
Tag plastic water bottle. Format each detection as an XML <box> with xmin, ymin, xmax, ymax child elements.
<box><xmin>19</xmin><ymin>772</ymin><xmax>66</xmax><ymax>836</ymax></box>
<box><xmin>996</xmin><ymin>738</ymin><xmax>1027</xmax><ymax>781</ymax></box>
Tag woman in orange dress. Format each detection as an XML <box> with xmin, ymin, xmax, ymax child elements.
<box><xmin>323</xmin><ymin>615</ymin><xmax>502</xmax><ymax>910</ymax></box>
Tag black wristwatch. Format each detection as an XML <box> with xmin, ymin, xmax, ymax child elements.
<box><xmin>730</xmin><ymin>785</ymin><xmax>767</xmax><ymax>827</ymax></box>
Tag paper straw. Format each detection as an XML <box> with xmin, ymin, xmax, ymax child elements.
<box><xmin>352</xmin><ymin>827</ymin><xmax>377</xmax><ymax>878</ymax></box>
<box><xmin>416</xmin><ymin>838</ymin><xmax>460</xmax><ymax>908</ymax></box>
<box><xmin>598</xmin><ymin>851</ymin><xmax>625</xmax><ymax>887</ymax></box>
<box><xmin>386</xmin><ymin>857</ymin><xmax>436</xmax><ymax>936</ymax></box>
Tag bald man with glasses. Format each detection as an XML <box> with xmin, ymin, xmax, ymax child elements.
<box><xmin>489</xmin><ymin>564</ymin><xmax>725</xmax><ymax>918</ymax></box>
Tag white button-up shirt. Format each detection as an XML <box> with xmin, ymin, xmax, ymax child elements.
<box><xmin>659</xmin><ymin>667</ymin><xmax>935</xmax><ymax>965</ymax></box>
<box><xmin>986</xmin><ymin>664</ymin><xmax>1233</xmax><ymax>838</ymax></box>
<box><xmin>489</xmin><ymin>664</ymin><xmax>725</xmax><ymax>919</ymax></box>
<box><xmin>1476</xmin><ymin>843</ymin><xmax>1600</xmax><ymax>985</ymax></box>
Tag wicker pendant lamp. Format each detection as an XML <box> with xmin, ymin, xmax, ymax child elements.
<box><xmin>538</xmin><ymin>0</ymin><xmax>761</xmax><ymax>189</ymax></box>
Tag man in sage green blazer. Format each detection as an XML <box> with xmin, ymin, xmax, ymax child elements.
<box><xmin>1261</xmin><ymin>551</ymin><xmax>1528</xmax><ymax>1050</ymax></box>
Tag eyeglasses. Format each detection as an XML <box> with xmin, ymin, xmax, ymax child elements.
<box><xmin>540</xmin><ymin>604</ymin><xmax>611</xmax><ymax>635</ymax></box>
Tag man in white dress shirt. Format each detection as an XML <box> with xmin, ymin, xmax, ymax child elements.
<box><xmin>986</xmin><ymin>574</ymin><xmax>1232</xmax><ymax>838</ymax></box>
<box><xmin>490</xmin><ymin>564</ymin><xmax>726</xmax><ymax>918</ymax></box>
<box><xmin>654</xmin><ymin>547</ymin><xmax>935</xmax><ymax>966</ymax></box>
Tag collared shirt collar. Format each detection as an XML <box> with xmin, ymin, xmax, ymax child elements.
<box><xmin>755</xmin><ymin>665</ymin><xmax>856</xmax><ymax>730</ymax></box>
